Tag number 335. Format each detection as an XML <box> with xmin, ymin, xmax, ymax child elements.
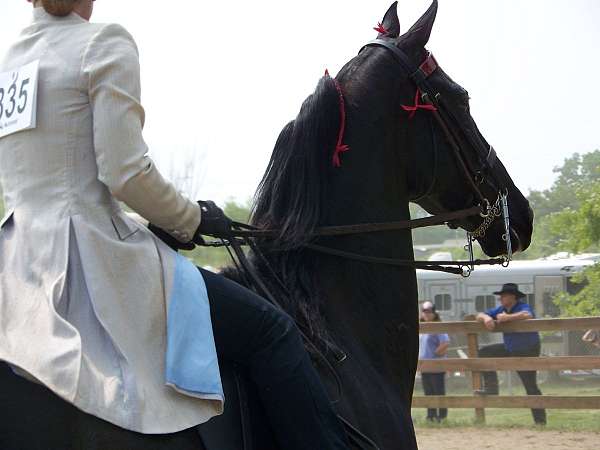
<box><xmin>0</xmin><ymin>75</ymin><xmax>31</xmax><ymax>120</ymax></box>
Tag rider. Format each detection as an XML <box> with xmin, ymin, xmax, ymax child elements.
<box><xmin>0</xmin><ymin>1</ymin><xmax>349</xmax><ymax>448</ymax></box>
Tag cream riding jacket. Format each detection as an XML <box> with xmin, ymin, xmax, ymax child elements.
<box><xmin>0</xmin><ymin>8</ymin><xmax>223</xmax><ymax>433</ymax></box>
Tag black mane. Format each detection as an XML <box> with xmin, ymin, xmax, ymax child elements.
<box><xmin>248</xmin><ymin>75</ymin><xmax>343</xmax><ymax>338</ymax></box>
<box><xmin>251</xmin><ymin>75</ymin><xmax>341</xmax><ymax>249</ymax></box>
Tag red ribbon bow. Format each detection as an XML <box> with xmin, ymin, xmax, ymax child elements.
<box><xmin>401</xmin><ymin>88</ymin><xmax>437</xmax><ymax>119</ymax></box>
<box><xmin>373</xmin><ymin>22</ymin><xmax>388</xmax><ymax>34</ymax></box>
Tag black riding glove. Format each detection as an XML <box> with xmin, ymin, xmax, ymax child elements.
<box><xmin>194</xmin><ymin>200</ymin><xmax>233</xmax><ymax>241</ymax></box>
<box><xmin>147</xmin><ymin>223</ymin><xmax>196</xmax><ymax>252</ymax></box>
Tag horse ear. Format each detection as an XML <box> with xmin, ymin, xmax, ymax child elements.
<box><xmin>376</xmin><ymin>2</ymin><xmax>400</xmax><ymax>38</ymax></box>
<box><xmin>402</xmin><ymin>0</ymin><xmax>438</xmax><ymax>47</ymax></box>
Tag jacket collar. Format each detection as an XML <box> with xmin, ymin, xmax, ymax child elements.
<box><xmin>31</xmin><ymin>6</ymin><xmax>86</xmax><ymax>24</ymax></box>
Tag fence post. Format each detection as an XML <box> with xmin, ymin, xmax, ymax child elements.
<box><xmin>467</xmin><ymin>332</ymin><xmax>485</xmax><ymax>423</ymax></box>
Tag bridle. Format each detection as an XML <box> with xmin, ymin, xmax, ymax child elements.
<box><xmin>363</xmin><ymin>40</ymin><xmax>500</xmax><ymax>204</ymax></box>
<box><xmin>361</xmin><ymin>38</ymin><xmax>513</xmax><ymax>265</ymax></box>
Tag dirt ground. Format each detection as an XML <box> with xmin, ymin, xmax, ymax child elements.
<box><xmin>415</xmin><ymin>427</ymin><xmax>600</xmax><ymax>450</ymax></box>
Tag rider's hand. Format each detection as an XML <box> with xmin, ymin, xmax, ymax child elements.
<box><xmin>194</xmin><ymin>200</ymin><xmax>233</xmax><ymax>241</ymax></box>
<box><xmin>147</xmin><ymin>223</ymin><xmax>196</xmax><ymax>252</ymax></box>
<box><xmin>483</xmin><ymin>316</ymin><xmax>496</xmax><ymax>331</ymax></box>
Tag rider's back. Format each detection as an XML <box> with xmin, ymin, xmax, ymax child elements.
<box><xmin>0</xmin><ymin>8</ymin><xmax>222</xmax><ymax>434</ymax></box>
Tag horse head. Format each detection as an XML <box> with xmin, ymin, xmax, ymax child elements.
<box><xmin>338</xmin><ymin>0</ymin><xmax>533</xmax><ymax>258</ymax></box>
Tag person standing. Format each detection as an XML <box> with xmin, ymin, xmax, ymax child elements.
<box><xmin>419</xmin><ymin>301</ymin><xmax>450</xmax><ymax>422</ymax></box>
<box><xmin>476</xmin><ymin>283</ymin><xmax>547</xmax><ymax>425</ymax></box>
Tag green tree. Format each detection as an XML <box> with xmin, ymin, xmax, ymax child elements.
<box><xmin>548</xmin><ymin>183</ymin><xmax>600</xmax><ymax>253</ymax></box>
<box><xmin>527</xmin><ymin>150</ymin><xmax>600</xmax><ymax>218</ymax></box>
<box><xmin>520</xmin><ymin>149</ymin><xmax>600</xmax><ymax>260</ymax></box>
<box><xmin>551</xmin><ymin>181</ymin><xmax>600</xmax><ymax>316</ymax></box>
<box><xmin>554</xmin><ymin>266</ymin><xmax>600</xmax><ymax>317</ymax></box>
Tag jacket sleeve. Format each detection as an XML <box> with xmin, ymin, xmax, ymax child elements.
<box><xmin>82</xmin><ymin>23</ymin><xmax>200</xmax><ymax>242</ymax></box>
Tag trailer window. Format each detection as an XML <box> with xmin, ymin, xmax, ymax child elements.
<box><xmin>434</xmin><ymin>294</ymin><xmax>452</xmax><ymax>311</ymax></box>
<box><xmin>475</xmin><ymin>295</ymin><xmax>496</xmax><ymax>312</ymax></box>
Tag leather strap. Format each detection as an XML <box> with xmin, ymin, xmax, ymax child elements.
<box><xmin>230</xmin><ymin>206</ymin><xmax>483</xmax><ymax>239</ymax></box>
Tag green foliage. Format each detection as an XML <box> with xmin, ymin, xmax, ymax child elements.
<box><xmin>550</xmin><ymin>181</ymin><xmax>600</xmax><ymax>316</ymax></box>
<box><xmin>527</xmin><ymin>150</ymin><xmax>600</xmax><ymax>217</ymax></box>
<box><xmin>537</xmin><ymin>156</ymin><xmax>600</xmax><ymax>317</ymax></box>
<box><xmin>554</xmin><ymin>263</ymin><xmax>600</xmax><ymax>317</ymax></box>
<box><xmin>520</xmin><ymin>149</ymin><xmax>600</xmax><ymax>260</ymax></box>
<box><xmin>223</xmin><ymin>200</ymin><xmax>252</xmax><ymax>223</ymax></box>
<box><xmin>547</xmin><ymin>183</ymin><xmax>600</xmax><ymax>253</ymax></box>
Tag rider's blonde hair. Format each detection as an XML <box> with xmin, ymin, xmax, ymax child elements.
<box><xmin>37</xmin><ymin>0</ymin><xmax>79</xmax><ymax>17</ymax></box>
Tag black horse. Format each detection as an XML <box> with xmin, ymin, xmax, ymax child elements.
<box><xmin>0</xmin><ymin>2</ymin><xmax>533</xmax><ymax>449</ymax></box>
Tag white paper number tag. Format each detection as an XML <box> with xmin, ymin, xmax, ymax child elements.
<box><xmin>0</xmin><ymin>60</ymin><xmax>40</xmax><ymax>139</ymax></box>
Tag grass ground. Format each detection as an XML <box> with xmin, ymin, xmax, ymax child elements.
<box><xmin>412</xmin><ymin>376</ymin><xmax>600</xmax><ymax>432</ymax></box>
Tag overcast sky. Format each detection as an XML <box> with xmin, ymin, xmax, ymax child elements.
<box><xmin>2</xmin><ymin>0</ymin><xmax>599</xmax><ymax>204</ymax></box>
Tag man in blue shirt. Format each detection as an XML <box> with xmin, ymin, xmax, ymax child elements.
<box><xmin>476</xmin><ymin>283</ymin><xmax>546</xmax><ymax>425</ymax></box>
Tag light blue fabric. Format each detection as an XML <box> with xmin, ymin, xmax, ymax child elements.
<box><xmin>165</xmin><ymin>253</ymin><xmax>224</xmax><ymax>400</ymax></box>
<box><xmin>419</xmin><ymin>333</ymin><xmax>449</xmax><ymax>360</ymax></box>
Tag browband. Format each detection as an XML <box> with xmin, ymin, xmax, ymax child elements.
<box><xmin>362</xmin><ymin>39</ymin><xmax>438</xmax><ymax>88</ymax></box>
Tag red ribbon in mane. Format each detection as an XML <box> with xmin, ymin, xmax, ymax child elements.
<box><xmin>326</xmin><ymin>69</ymin><xmax>350</xmax><ymax>168</ymax></box>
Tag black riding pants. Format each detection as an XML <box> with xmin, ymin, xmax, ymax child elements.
<box><xmin>421</xmin><ymin>372</ymin><xmax>447</xmax><ymax>421</ymax></box>
<box><xmin>478</xmin><ymin>342</ymin><xmax>546</xmax><ymax>424</ymax></box>
<box><xmin>199</xmin><ymin>268</ymin><xmax>350</xmax><ymax>450</ymax></box>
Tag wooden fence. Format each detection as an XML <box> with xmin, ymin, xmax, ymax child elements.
<box><xmin>413</xmin><ymin>317</ymin><xmax>600</xmax><ymax>422</ymax></box>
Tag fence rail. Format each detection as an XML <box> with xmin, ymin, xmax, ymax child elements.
<box><xmin>413</xmin><ymin>316</ymin><xmax>600</xmax><ymax>422</ymax></box>
<box><xmin>418</xmin><ymin>316</ymin><xmax>600</xmax><ymax>334</ymax></box>
<box><xmin>418</xmin><ymin>356</ymin><xmax>600</xmax><ymax>372</ymax></box>
<box><xmin>412</xmin><ymin>395</ymin><xmax>600</xmax><ymax>409</ymax></box>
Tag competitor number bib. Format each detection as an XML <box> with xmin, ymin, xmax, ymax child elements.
<box><xmin>0</xmin><ymin>60</ymin><xmax>40</xmax><ymax>139</ymax></box>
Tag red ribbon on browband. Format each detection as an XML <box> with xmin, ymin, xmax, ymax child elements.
<box><xmin>401</xmin><ymin>88</ymin><xmax>437</xmax><ymax>119</ymax></box>
<box><xmin>326</xmin><ymin>69</ymin><xmax>350</xmax><ymax>168</ymax></box>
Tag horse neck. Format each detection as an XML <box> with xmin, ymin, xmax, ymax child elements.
<box><xmin>316</xmin><ymin>124</ymin><xmax>420</xmax><ymax>408</ymax></box>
